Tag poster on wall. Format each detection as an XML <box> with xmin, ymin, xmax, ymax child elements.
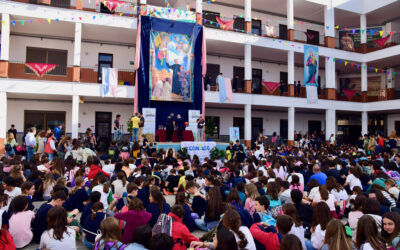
<box><xmin>149</xmin><ymin>31</ymin><xmax>194</xmax><ymax>102</ymax></box>
<box><xmin>229</xmin><ymin>127</ymin><xmax>240</xmax><ymax>142</ymax></box>
<box><xmin>181</xmin><ymin>141</ymin><xmax>216</xmax><ymax>161</ymax></box>
<box><xmin>142</xmin><ymin>108</ymin><xmax>156</xmax><ymax>135</ymax></box>
<box><xmin>339</xmin><ymin>76</ymin><xmax>382</xmax><ymax>96</ymax></box>
<box><xmin>339</xmin><ymin>27</ymin><xmax>383</xmax><ymax>51</ymax></box>
<box><xmin>188</xmin><ymin>110</ymin><xmax>201</xmax><ymax>141</ymax></box>
<box><xmin>304</xmin><ymin>45</ymin><xmax>319</xmax><ymax>104</ymax></box>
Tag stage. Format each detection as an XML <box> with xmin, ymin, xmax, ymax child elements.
<box><xmin>155</xmin><ymin>142</ymin><xmax>229</xmax><ymax>152</ymax></box>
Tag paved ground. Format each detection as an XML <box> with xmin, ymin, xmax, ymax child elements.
<box><xmin>24</xmin><ymin>195</ymin><xmax>205</xmax><ymax>249</ymax></box>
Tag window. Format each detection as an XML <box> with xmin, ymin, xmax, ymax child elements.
<box><xmin>205</xmin><ymin>64</ymin><xmax>220</xmax><ymax>87</ymax></box>
<box><xmin>203</xmin><ymin>11</ymin><xmax>220</xmax><ymax>29</ymax></box>
<box><xmin>306</xmin><ymin>29</ymin><xmax>319</xmax><ymax>45</ymax></box>
<box><xmin>279</xmin><ymin>24</ymin><xmax>288</xmax><ymax>40</ymax></box>
<box><xmin>26</xmin><ymin>47</ymin><xmax>68</xmax><ymax>76</ymax></box>
<box><xmin>252</xmin><ymin>19</ymin><xmax>262</xmax><ymax>36</ymax></box>
<box><xmin>280</xmin><ymin>71</ymin><xmax>288</xmax><ymax>93</ymax></box>
<box><xmin>29</xmin><ymin>0</ymin><xmax>70</xmax><ymax>8</ymax></box>
<box><xmin>24</xmin><ymin>110</ymin><xmax>65</xmax><ymax>132</ymax></box>
<box><xmin>205</xmin><ymin>116</ymin><xmax>220</xmax><ymax>139</ymax></box>
<box><xmin>98</xmin><ymin>53</ymin><xmax>113</xmax><ymax>83</ymax></box>
<box><xmin>252</xmin><ymin>69</ymin><xmax>262</xmax><ymax>94</ymax></box>
<box><xmin>233</xmin><ymin>17</ymin><xmax>245</xmax><ymax>32</ymax></box>
<box><xmin>233</xmin><ymin>66</ymin><xmax>244</xmax><ymax>91</ymax></box>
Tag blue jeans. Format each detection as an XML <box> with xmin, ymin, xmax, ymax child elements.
<box><xmin>83</xmin><ymin>238</ymin><xmax>94</xmax><ymax>249</ymax></box>
<box><xmin>132</xmin><ymin>128</ymin><xmax>139</xmax><ymax>141</ymax></box>
<box><xmin>113</xmin><ymin>129</ymin><xmax>122</xmax><ymax>141</ymax></box>
<box><xmin>26</xmin><ymin>147</ymin><xmax>34</xmax><ymax>161</ymax></box>
<box><xmin>195</xmin><ymin>219</ymin><xmax>219</xmax><ymax>232</ymax></box>
<box><xmin>48</xmin><ymin>153</ymin><xmax>54</xmax><ymax>161</ymax></box>
<box><xmin>5</xmin><ymin>148</ymin><xmax>15</xmax><ymax>158</ymax></box>
<box><xmin>305</xmin><ymin>239</ymin><xmax>316</xmax><ymax>250</ymax></box>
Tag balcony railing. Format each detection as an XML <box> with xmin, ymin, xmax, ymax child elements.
<box><xmin>80</xmin><ymin>66</ymin><xmax>135</xmax><ymax>85</ymax></box>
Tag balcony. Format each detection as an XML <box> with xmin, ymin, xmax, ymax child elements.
<box><xmin>8</xmin><ymin>62</ymin><xmax>135</xmax><ymax>85</ymax></box>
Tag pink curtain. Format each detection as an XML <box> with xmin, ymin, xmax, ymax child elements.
<box><xmin>133</xmin><ymin>16</ymin><xmax>141</xmax><ymax>114</ymax></box>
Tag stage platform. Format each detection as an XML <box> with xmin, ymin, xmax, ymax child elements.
<box><xmin>155</xmin><ymin>142</ymin><xmax>229</xmax><ymax>152</ymax></box>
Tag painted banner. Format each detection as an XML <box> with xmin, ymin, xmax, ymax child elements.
<box><xmin>181</xmin><ymin>141</ymin><xmax>216</xmax><ymax>160</ymax></box>
<box><xmin>304</xmin><ymin>45</ymin><xmax>319</xmax><ymax>104</ymax></box>
<box><xmin>101</xmin><ymin>68</ymin><xmax>118</xmax><ymax>97</ymax></box>
<box><xmin>229</xmin><ymin>127</ymin><xmax>240</xmax><ymax>142</ymax></box>
<box><xmin>142</xmin><ymin>108</ymin><xmax>156</xmax><ymax>135</ymax></box>
<box><xmin>188</xmin><ymin>110</ymin><xmax>201</xmax><ymax>141</ymax></box>
<box><xmin>146</xmin><ymin>5</ymin><xmax>196</xmax><ymax>23</ymax></box>
<box><xmin>149</xmin><ymin>31</ymin><xmax>194</xmax><ymax>102</ymax></box>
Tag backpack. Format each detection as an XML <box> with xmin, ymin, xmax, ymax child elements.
<box><xmin>5</xmin><ymin>144</ymin><xmax>12</xmax><ymax>152</ymax></box>
<box><xmin>152</xmin><ymin>213</ymin><xmax>173</xmax><ymax>236</ymax></box>
<box><xmin>219</xmin><ymin>168</ymin><xmax>231</xmax><ymax>184</ymax></box>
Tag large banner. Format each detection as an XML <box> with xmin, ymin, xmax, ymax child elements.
<box><xmin>188</xmin><ymin>110</ymin><xmax>201</xmax><ymax>141</ymax></box>
<box><xmin>142</xmin><ymin>108</ymin><xmax>156</xmax><ymax>135</ymax></box>
<box><xmin>181</xmin><ymin>141</ymin><xmax>216</xmax><ymax>160</ymax></box>
<box><xmin>149</xmin><ymin>31</ymin><xmax>194</xmax><ymax>102</ymax></box>
<box><xmin>229</xmin><ymin>127</ymin><xmax>240</xmax><ymax>142</ymax></box>
<box><xmin>304</xmin><ymin>45</ymin><xmax>319</xmax><ymax>104</ymax></box>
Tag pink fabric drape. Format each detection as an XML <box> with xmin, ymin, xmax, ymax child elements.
<box><xmin>201</xmin><ymin>29</ymin><xmax>207</xmax><ymax>120</ymax></box>
<box><xmin>373</xmin><ymin>35</ymin><xmax>391</xmax><ymax>48</ymax></box>
<box><xmin>224</xmin><ymin>78</ymin><xmax>234</xmax><ymax>101</ymax></box>
<box><xmin>263</xmin><ymin>81</ymin><xmax>280</xmax><ymax>93</ymax></box>
<box><xmin>133</xmin><ymin>16</ymin><xmax>141</xmax><ymax>114</ymax></box>
<box><xmin>343</xmin><ymin>89</ymin><xmax>356</xmax><ymax>100</ymax></box>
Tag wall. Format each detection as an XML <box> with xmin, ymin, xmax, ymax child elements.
<box><xmin>205</xmin><ymin>107</ymin><xmax>325</xmax><ymax>136</ymax></box>
<box><xmin>387</xmin><ymin>114</ymin><xmax>400</xmax><ymax>134</ymax></box>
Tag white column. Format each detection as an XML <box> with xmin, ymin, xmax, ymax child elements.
<box><xmin>361</xmin><ymin>62</ymin><xmax>367</xmax><ymax>92</ymax></box>
<box><xmin>245</xmin><ymin>44</ymin><xmax>252</xmax><ymax>81</ymax></box>
<box><xmin>362</xmin><ymin>111</ymin><xmax>368</xmax><ymax>136</ymax></box>
<box><xmin>387</xmin><ymin>68</ymin><xmax>394</xmax><ymax>89</ymax></box>
<box><xmin>325</xmin><ymin>109</ymin><xmax>336</xmax><ymax>139</ymax></box>
<box><xmin>324</xmin><ymin>0</ymin><xmax>335</xmax><ymax>37</ymax></box>
<box><xmin>360</xmin><ymin>14</ymin><xmax>367</xmax><ymax>44</ymax></box>
<box><xmin>325</xmin><ymin>57</ymin><xmax>336</xmax><ymax>89</ymax></box>
<box><xmin>72</xmin><ymin>95</ymin><xmax>80</xmax><ymax>139</ymax></box>
<box><xmin>288</xmin><ymin>107</ymin><xmax>295</xmax><ymax>141</ymax></box>
<box><xmin>195</xmin><ymin>0</ymin><xmax>202</xmax><ymax>13</ymax></box>
<box><xmin>287</xmin><ymin>0</ymin><xmax>294</xmax><ymax>30</ymax></box>
<box><xmin>244</xmin><ymin>104</ymin><xmax>251</xmax><ymax>142</ymax></box>
<box><xmin>288</xmin><ymin>51</ymin><xmax>294</xmax><ymax>86</ymax></box>
<box><xmin>0</xmin><ymin>92</ymin><xmax>7</xmax><ymax>139</ymax></box>
<box><xmin>74</xmin><ymin>23</ymin><xmax>82</xmax><ymax>67</ymax></box>
<box><xmin>245</xmin><ymin>0</ymin><xmax>251</xmax><ymax>22</ymax></box>
<box><xmin>1</xmin><ymin>14</ymin><xmax>10</xmax><ymax>61</ymax></box>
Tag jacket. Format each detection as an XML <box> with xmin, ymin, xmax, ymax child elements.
<box><xmin>249</xmin><ymin>223</ymin><xmax>280</xmax><ymax>250</ymax></box>
<box><xmin>88</xmin><ymin>164</ymin><xmax>110</xmax><ymax>180</ymax></box>
<box><xmin>115</xmin><ymin>210</ymin><xmax>152</xmax><ymax>244</ymax></box>
<box><xmin>168</xmin><ymin>212</ymin><xmax>199</xmax><ymax>250</ymax></box>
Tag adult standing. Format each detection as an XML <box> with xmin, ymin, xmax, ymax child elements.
<box><xmin>25</xmin><ymin>127</ymin><xmax>37</xmax><ymax>161</ymax></box>
<box><xmin>44</xmin><ymin>132</ymin><xmax>57</xmax><ymax>161</ymax></box>
<box><xmin>139</xmin><ymin>113</ymin><xmax>145</xmax><ymax>142</ymax></box>
<box><xmin>176</xmin><ymin>114</ymin><xmax>185</xmax><ymax>142</ymax></box>
<box><xmin>113</xmin><ymin>114</ymin><xmax>122</xmax><ymax>142</ymax></box>
<box><xmin>131</xmin><ymin>113</ymin><xmax>140</xmax><ymax>142</ymax></box>
<box><xmin>8</xmin><ymin>124</ymin><xmax>17</xmax><ymax>140</ymax></box>
<box><xmin>5</xmin><ymin>132</ymin><xmax>18</xmax><ymax>158</ymax></box>
<box><xmin>53</xmin><ymin>124</ymin><xmax>62</xmax><ymax>142</ymax></box>
<box><xmin>296</xmin><ymin>81</ymin><xmax>301</xmax><ymax>96</ymax></box>
<box><xmin>196</xmin><ymin>116</ymin><xmax>205</xmax><ymax>141</ymax></box>
<box><xmin>166</xmin><ymin>116</ymin><xmax>174</xmax><ymax>142</ymax></box>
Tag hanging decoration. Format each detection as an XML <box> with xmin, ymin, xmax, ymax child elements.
<box><xmin>373</xmin><ymin>33</ymin><xmax>394</xmax><ymax>48</ymax></box>
<box><xmin>342</xmin><ymin>89</ymin><xmax>356</xmax><ymax>100</ymax></box>
<box><xmin>262</xmin><ymin>81</ymin><xmax>280</xmax><ymax>93</ymax></box>
<box><xmin>25</xmin><ymin>63</ymin><xmax>58</xmax><ymax>77</ymax></box>
<box><xmin>216</xmin><ymin>16</ymin><xmax>235</xmax><ymax>31</ymax></box>
<box><xmin>102</xmin><ymin>0</ymin><xmax>125</xmax><ymax>12</ymax></box>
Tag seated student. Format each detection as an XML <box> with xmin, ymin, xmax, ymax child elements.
<box><xmin>39</xmin><ymin>207</ymin><xmax>77</xmax><ymax>249</ymax></box>
<box><xmin>168</xmin><ymin>205</ymin><xmax>199</xmax><ymax>248</ymax></box>
<box><xmin>230</xmin><ymin>170</ymin><xmax>246</xmax><ymax>188</ymax></box>
<box><xmin>134</xmin><ymin>178</ymin><xmax>149</xmax><ymax>208</ymax></box>
<box><xmin>149</xmin><ymin>233</ymin><xmax>175</xmax><ymax>250</ymax></box>
<box><xmin>291</xmin><ymin>189</ymin><xmax>313</xmax><ymax>225</ymax></box>
<box><xmin>102</xmin><ymin>158</ymin><xmax>115</xmax><ymax>176</ymax></box>
<box><xmin>164</xmin><ymin>169</ymin><xmax>180</xmax><ymax>195</ymax></box>
<box><xmin>88</xmin><ymin>157</ymin><xmax>110</xmax><ymax>180</ymax></box>
<box><xmin>185</xmin><ymin>181</ymin><xmax>206</xmax><ymax>218</ymax></box>
<box><xmin>3</xmin><ymin>176</ymin><xmax>21</xmax><ymax>202</ymax></box>
<box><xmin>80</xmin><ymin>191</ymin><xmax>101</xmax><ymax>226</ymax></box>
<box><xmin>111</xmin><ymin>182</ymin><xmax>138</xmax><ymax>212</ymax></box>
<box><xmin>64</xmin><ymin>176</ymin><xmax>89</xmax><ymax>212</ymax></box>
<box><xmin>112</xmin><ymin>172</ymin><xmax>128</xmax><ymax>199</ymax></box>
<box><xmin>83</xmin><ymin>202</ymin><xmax>106</xmax><ymax>249</ymax></box>
<box><xmin>95</xmin><ymin>217</ymin><xmax>126</xmax><ymax>250</ymax></box>
<box><xmin>236</xmin><ymin>182</ymin><xmax>247</xmax><ymax>205</ymax></box>
<box><xmin>250</xmin><ymin>215</ymin><xmax>294</xmax><ymax>250</ymax></box>
<box><xmin>175</xmin><ymin>170</ymin><xmax>187</xmax><ymax>193</ymax></box>
<box><xmin>195</xmin><ymin>187</ymin><xmax>224</xmax><ymax>232</ymax></box>
<box><xmin>7</xmin><ymin>181</ymin><xmax>35</xmax><ymax>214</ymax></box>
<box><xmin>175</xmin><ymin>192</ymin><xmax>196</xmax><ymax>232</ymax></box>
<box><xmin>8</xmin><ymin>195</ymin><xmax>35</xmax><ymax>248</ymax></box>
<box><xmin>115</xmin><ymin>198</ymin><xmax>152</xmax><ymax>244</ymax></box>
<box><xmin>33</xmin><ymin>190</ymin><xmax>67</xmax><ymax>243</ymax></box>
<box><xmin>152</xmin><ymin>165</ymin><xmax>162</xmax><ymax>186</ymax></box>
<box><xmin>253</xmin><ymin>196</ymin><xmax>276</xmax><ymax>226</ymax></box>
<box><xmin>125</xmin><ymin>225</ymin><xmax>152</xmax><ymax>250</ymax></box>
<box><xmin>146</xmin><ymin>189</ymin><xmax>171</xmax><ymax>227</ymax></box>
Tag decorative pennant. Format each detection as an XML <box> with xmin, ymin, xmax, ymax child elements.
<box><xmin>361</xmin><ymin>29</ymin><xmax>365</xmax><ymax>35</ymax></box>
<box><xmin>263</xmin><ymin>81</ymin><xmax>280</xmax><ymax>93</ymax></box>
<box><xmin>374</xmin><ymin>35</ymin><xmax>391</xmax><ymax>48</ymax></box>
<box><xmin>25</xmin><ymin>62</ymin><xmax>58</xmax><ymax>77</ymax></box>
<box><xmin>344</xmin><ymin>61</ymin><xmax>348</xmax><ymax>66</ymax></box>
<box><xmin>343</xmin><ymin>89</ymin><xmax>356</xmax><ymax>100</ymax></box>
<box><xmin>379</xmin><ymin>31</ymin><xmax>384</xmax><ymax>37</ymax></box>
<box><xmin>369</xmin><ymin>29</ymin><xmax>374</xmax><ymax>36</ymax></box>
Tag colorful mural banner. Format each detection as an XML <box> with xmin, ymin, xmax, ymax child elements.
<box><xmin>304</xmin><ymin>45</ymin><xmax>319</xmax><ymax>87</ymax></box>
<box><xmin>101</xmin><ymin>67</ymin><xmax>118</xmax><ymax>97</ymax></box>
<box><xmin>25</xmin><ymin>62</ymin><xmax>57</xmax><ymax>77</ymax></box>
<box><xmin>149</xmin><ymin>31</ymin><xmax>195</xmax><ymax>102</ymax></box>
<box><xmin>146</xmin><ymin>5</ymin><xmax>196</xmax><ymax>23</ymax></box>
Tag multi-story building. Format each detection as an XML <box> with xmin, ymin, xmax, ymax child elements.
<box><xmin>0</xmin><ymin>0</ymin><xmax>400</xmax><ymax>151</ymax></box>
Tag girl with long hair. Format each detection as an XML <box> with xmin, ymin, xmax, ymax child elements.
<box><xmin>289</xmin><ymin>174</ymin><xmax>304</xmax><ymax>194</ymax></box>
<box><xmin>52</xmin><ymin>158</ymin><xmax>65</xmax><ymax>180</ymax></box>
<box><xmin>266</xmin><ymin>181</ymin><xmax>282</xmax><ymax>218</ymax></box>
<box><xmin>91</xmin><ymin>173</ymin><xmax>113</xmax><ymax>210</ymax></box>
<box><xmin>280</xmin><ymin>234</ymin><xmax>303</xmax><ymax>250</ymax></box>
<box><xmin>223</xmin><ymin>207</ymin><xmax>256</xmax><ymax>250</ymax></box>
<box><xmin>43</xmin><ymin>172</ymin><xmax>56</xmax><ymax>201</ymax></box>
<box><xmin>112</xmin><ymin>172</ymin><xmax>127</xmax><ymax>199</ymax></box>
<box><xmin>195</xmin><ymin>186</ymin><xmax>224</xmax><ymax>232</ymax></box>
<box><xmin>322</xmin><ymin>219</ymin><xmax>352</xmax><ymax>250</ymax></box>
<box><xmin>244</xmin><ymin>183</ymin><xmax>259</xmax><ymax>216</ymax></box>
<box><xmin>382</xmin><ymin>212</ymin><xmax>400</xmax><ymax>249</ymax></box>
<box><xmin>146</xmin><ymin>188</ymin><xmax>170</xmax><ymax>227</ymax></box>
<box><xmin>307</xmin><ymin>202</ymin><xmax>333</xmax><ymax>250</ymax></box>
<box><xmin>39</xmin><ymin>207</ymin><xmax>76</xmax><ymax>249</ymax></box>
<box><xmin>65</xmin><ymin>176</ymin><xmax>89</xmax><ymax>212</ymax></box>
<box><xmin>8</xmin><ymin>196</ymin><xmax>35</xmax><ymax>248</ymax></box>
<box><xmin>94</xmin><ymin>217</ymin><xmax>125</xmax><ymax>250</ymax></box>
<box><xmin>282</xmin><ymin>203</ymin><xmax>306</xmax><ymax>250</ymax></box>
<box><xmin>312</xmin><ymin>184</ymin><xmax>338</xmax><ymax>218</ymax></box>
<box><xmin>356</xmin><ymin>215</ymin><xmax>386</xmax><ymax>250</ymax></box>
<box><xmin>82</xmin><ymin>202</ymin><xmax>106</xmax><ymax>249</ymax></box>
<box><xmin>326</xmin><ymin>176</ymin><xmax>348</xmax><ymax>201</ymax></box>
<box><xmin>226</xmin><ymin>188</ymin><xmax>243</xmax><ymax>209</ymax></box>
<box><xmin>175</xmin><ymin>192</ymin><xmax>196</xmax><ymax>232</ymax></box>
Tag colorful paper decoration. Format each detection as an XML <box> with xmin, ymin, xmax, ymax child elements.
<box><xmin>25</xmin><ymin>63</ymin><xmax>58</xmax><ymax>77</ymax></box>
<box><xmin>343</xmin><ymin>89</ymin><xmax>356</xmax><ymax>100</ymax></box>
<box><xmin>374</xmin><ymin>35</ymin><xmax>391</xmax><ymax>48</ymax></box>
<box><xmin>216</xmin><ymin>16</ymin><xmax>234</xmax><ymax>31</ymax></box>
<box><xmin>263</xmin><ymin>81</ymin><xmax>280</xmax><ymax>93</ymax></box>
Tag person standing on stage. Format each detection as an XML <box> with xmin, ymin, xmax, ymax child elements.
<box><xmin>113</xmin><ymin>114</ymin><xmax>122</xmax><ymax>141</ymax></box>
<box><xmin>139</xmin><ymin>113</ymin><xmax>145</xmax><ymax>142</ymax></box>
<box><xmin>131</xmin><ymin>113</ymin><xmax>140</xmax><ymax>142</ymax></box>
<box><xmin>166</xmin><ymin>116</ymin><xmax>174</xmax><ymax>142</ymax></box>
<box><xmin>196</xmin><ymin>117</ymin><xmax>205</xmax><ymax>141</ymax></box>
<box><xmin>176</xmin><ymin>114</ymin><xmax>185</xmax><ymax>142</ymax></box>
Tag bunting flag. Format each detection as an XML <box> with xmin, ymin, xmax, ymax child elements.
<box><xmin>216</xmin><ymin>16</ymin><xmax>235</xmax><ymax>31</ymax></box>
<box><xmin>342</xmin><ymin>89</ymin><xmax>356</xmax><ymax>100</ymax></box>
<box><xmin>374</xmin><ymin>35</ymin><xmax>391</xmax><ymax>48</ymax></box>
<box><xmin>25</xmin><ymin>62</ymin><xmax>57</xmax><ymax>77</ymax></box>
<box><xmin>263</xmin><ymin>81</ymin><xmax>280</xmax><ymax>93</ymax></box>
